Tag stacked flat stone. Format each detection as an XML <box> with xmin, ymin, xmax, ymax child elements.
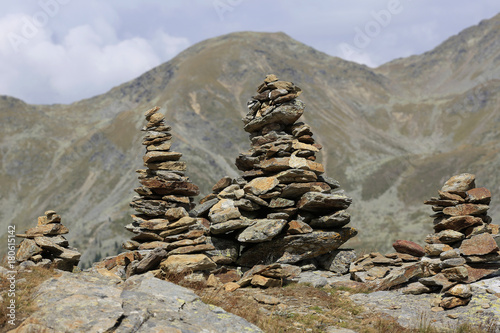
<box><xmin>193</xmin><ymin>75</ymin><xmax>357</xmax><ymax>268</ymax></box>
<box><xmin>350</xmin><ymin>174</ymin><xmax>500</xmax><ymax>309</ymax></box>
<box><xmin>418</xmin><ymin>173</ymin><xmax>500</xmax><ymax>309</ymax></box>
<box><xmin>15</xmin><ymin>210</ymin><xmax>80</xmax><ymax>271</ymax></box>
<box><xmin>123</xmin><ymin>107</ymin><xmax>215</xmax><ymax>276</ymax></box>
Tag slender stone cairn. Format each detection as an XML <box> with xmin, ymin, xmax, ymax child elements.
<box><xmin>15</xmin><ymin>210</ymin><xmax>81</xmax><ymax>271</ymax></box>
<box><xmin>123</xmin><ymin>107</ymin><xmax>215</xmax><ymax>277</ymax></box>
<box><xmin>193</xmin><ymin>75</ymin><xmax>358</xmax><ymax>268</ymax></box>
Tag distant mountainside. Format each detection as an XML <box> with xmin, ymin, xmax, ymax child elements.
<box><xmin>2</xmin><ymin>13</ymin><xmax>500</xmax><ymax>266</ymax></box>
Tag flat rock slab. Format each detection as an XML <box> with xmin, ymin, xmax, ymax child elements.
<box><xmin>350</xmin><ymin>276</ymin><xmax>500</xmax><ymax>331</ymax></box>
<box><xmin>244</xmin><ymin>99</ymin><xmax>304</xmax><ymax>133</ymax></box>
<box><xmin>11</xmin><ymin>271</ymin><xmax>262</xmax><ymax>333</ymax></box>
<box><xmin>237</xmin><ymin>228</ymin><xmax>358</xmax><ymax>266</ymax></box>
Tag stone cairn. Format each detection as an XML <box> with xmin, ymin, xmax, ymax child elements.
<box><xmin>191</xmin><ymin>74</ymin><xmax>358</xmax><ymax>289</ymax></box>
<box><xmin>15</xmin><ymin>210</ymin><xmax>81</xmax><ymax>271</ymax></box>
<box><xmin>350</xmin><ymin>173</ymin><xmax>500</xmax><ymax>310</ymax></box>
<box><xmin>107</xmin><ymin>106</ymin><xmax>216</xmax><ymax>279</ymax></box>
<box><xmin>419</xmin><ymin>173</ymin><xmax>500</xmax><ymax>309</ymax></box>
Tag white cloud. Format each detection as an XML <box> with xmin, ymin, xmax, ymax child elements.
<box><xmin>0</xmin><ymin>1</ymin><xmax>500</xmax><ymax>103</ymax></box>
<box><xmin>0</xmin><ymin>5</ymin><xmax>189</xmax><ymax>104</ymax></box>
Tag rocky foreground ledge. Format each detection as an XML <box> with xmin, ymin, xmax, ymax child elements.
<box><xmin>8</xmin><ymin>271</ymin><xmax>262</xmax><ymax>333</ymax></box>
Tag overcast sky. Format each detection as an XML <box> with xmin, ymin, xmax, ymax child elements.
<box><xmin>1</xmin><ymin>1</ymin><xmax>499</xmax><ymax>104</ymax></box>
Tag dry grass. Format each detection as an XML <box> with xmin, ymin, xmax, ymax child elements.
<box><xmin>0</xmin><ymin>265</ymin><xmax>60</xmax><ymax>332</ymax></box>
<box><xmin>196</xmin><ymin>282</ymin><xmax>411</xmax><ymax>333</ymax></box>
<box><xmin>195</xmin><ymin>282</ymin><xmax>496</xmax><ymax>333</ymax></box>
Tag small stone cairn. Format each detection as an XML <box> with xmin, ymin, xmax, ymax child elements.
<box><xmin>193</xmin><ymin>75</ymin><xmax>358</xmax><ymax>274</ymax></box>
<box><xmin>15</xmin><ymin>210</ymin><xmax>80</xmax><ymax>271</ymax></box>
<box><xmin>114</xmin><ymin>107</ymin><xmax>216</xmax><ymax>278</ymax></box>
<box><xmin>350</xmin><ymin>173</ymin><xmax>500</xmax><ymax>310</ymax></box>
<box><xmin>419</xmin><ymin>173</ymin><xmax>500</xmax><ymax>309</ymax></box>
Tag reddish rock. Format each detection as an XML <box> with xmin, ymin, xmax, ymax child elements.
<box><xmin>212</xmin><ymin>176</ymin><xmax>233</xmax><ymax>193</ymax></box>
<box><xmin>140</xmin><ymin>179</ymin><xmax>200</xmax><ymax>196</ymax></box>
<box><xmin>464</xmin><ymin>264</ymin><xmax>500</xmax><ymax>283</ymax></box>
<box><xmin>287</xmin><ymin>220</ymin><xmax>313</xmax><ymax>234</ymax></box>
<box><xmin>392</xmin><ymin>240</ymin><xmax>425</xmax><ymax>257</ymax></box>
<box><xmin>215</xmin><ymin>270</ymin><xmax>241</xmax><ymax>283</ymax></box>
<box><xmin>442</xmin><ymin>204</ymin><xmax>489</xmax><ymax>216</ymax></box>
<box><xmin>460</xmin><ymin>233</ymin><xmax>499</xmax><ymax>256</ymax></box>
<box><xmin>466</xmin><ymin>187</ymin><xmax>491</xmax><ymax>204</ymax></box>
<box><xmin>438</xmin><ymin>191</ymin><xmax>465</xmax><ymax>202</ymax></box>
<box><xmin>424</xmin><ymin>198</ymin><xmax>459</xmax><ymax>206</ymax></box>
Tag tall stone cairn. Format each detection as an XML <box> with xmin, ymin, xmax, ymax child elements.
<box><xmin>419</xmin><ymin>173</ymin><xmax>500</xmax><ymax>308</ymax></box>
<box><xmin>193</xmin><ymin>75</ymin><xmax>358</xmax><ymax>268</ymax></box>
<box><xmin>15</xmin><ymin>210</ymin><xmax>81</xmax><ymax>271</ymax></box>
<box><xmin>123</xmin><ymin>107</ymin><xmax>216</xmax><ymax>276</ymax></box>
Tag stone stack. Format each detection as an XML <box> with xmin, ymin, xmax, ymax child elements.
<box><xmin>123</xmin><ymin>107</ymin><xmax>215</xmax><ymax>276</ymax></box>
<box><xmin>15</xmin><ymin>210</ymin><xmax>80</xmax><ymax>271</ymax></box>
<box><xmin>350</xmin><ymin>173</ymin><xmax>500</xmax><ymax>309</ymax></box>
<box><xmin>193</xmin><ymin>75</ymin><xmax>357</xmax><ymax>268</ymax></box>
<box><xmin>418</xmin><ymin>173</ymin><xmax>500</xmax><ymax>309</ymax></box>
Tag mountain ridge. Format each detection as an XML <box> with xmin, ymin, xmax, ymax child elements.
<box><xmin>1</xmin><ymin>14</ymin><xmax>500</xmax><ymax>265</ymax></box>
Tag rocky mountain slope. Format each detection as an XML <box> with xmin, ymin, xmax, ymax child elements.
<box><xmin>1</xmin><ymin>14</ymin><xmax>500</xmax><ymax>266</ymax></box>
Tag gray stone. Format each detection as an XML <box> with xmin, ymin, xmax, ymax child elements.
<box><xmin>309</xmin><ymin>210</ymin><xmax>351</xmax><ymax>228</ymax></box>
<box><xmin>205</xmin><ymin>236</ymin><xmax>240</xmax><ymax>263</ymax></box>
<box><xmin>13</xmin><ymin>271</ymin><xmax>262</xmax><ymax>332</ymax></box>
<box><xmin>440</xmin><ymin>257</ymin><xmax>466</xmax><ymax>269</ymax></box>
<box><xmin>238</xmin><ymin>228</ymin><xmax>358</xmax><ymax>266</ymax></box>
<box><xmin>237</xmin><ymin>219</ymin><xmax>288</xmax><ymax>243</ymax></box>
<box><xmin>316</xmin><ymin>249</ymin><xmax>357</xmax><ymax>274</ymax></box>
<box><xmin>136</xmin><ymin>248</ymin><xmax>168</xmax><ymax>274</ymax></box>
<box><xmin>209</xmin><ymin>218</ymin><xmax>255</xmax><ymax>235</ymax></box>
<box><xmin>189</xmin><ymin>197</ymin><xmax>219</xmax><ymax>217</ymax></box>
<box><xmin>244</xmin><ymin>99</ymin><xmax>304</xmax><ymax>132</ymax></box>
<box><xmin>297</xmin><ymin>192</ymin><xmax>352</xmax><ymax>212</ymax></box>
<box><xmin>441</xmin><ymin>173</ymin><xmax>476</xmax><ymax>195</ymax></box>
<box><xmin>436</xmin><ymin>230</ymin><xmax>465</xmax><ymax>243</ymax></box>
<box><xmin>402</xmin><ymin>282</ymin><xmax>435</xmax><ymax>295</ymax></box>
<box><xmin>440</xmin><ymin>249</ymin><xmax>461</xmax><ymax>260</ymax></box>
